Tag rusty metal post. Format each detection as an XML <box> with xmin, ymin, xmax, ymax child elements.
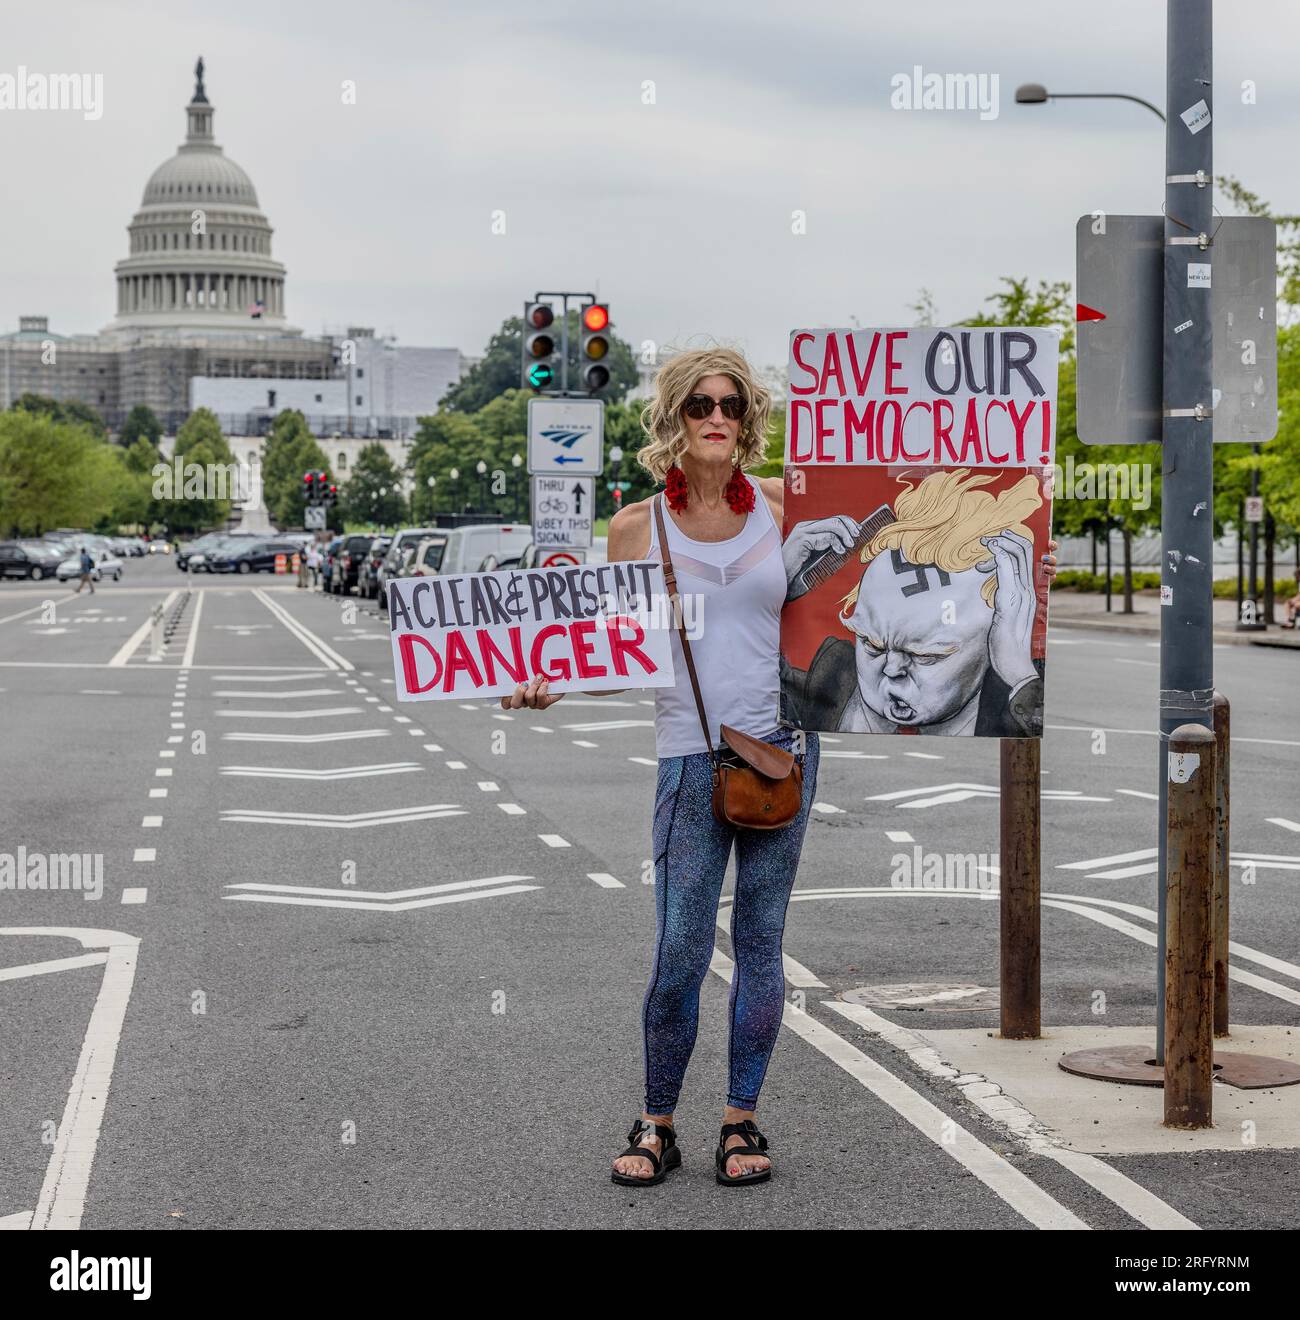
<box><xmin>1164</xmin><ymin>724</ymin><xmax>1216</xmax><ymax>1128</ymax></box>
<box><xmin>999</xmin><ymin>737</ymin><xmax>1041</xmax><ymax>1039</ymax></box>
<box><xmin>1213</xmin><ymin>692</ymin><xmax>1230</xmax><ymax>1038</ymax></box>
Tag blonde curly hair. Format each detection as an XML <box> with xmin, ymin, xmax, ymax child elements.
<box><xmin>839</xmin><ymin>469</ymin><xmax>1044</xmax><ymax>611</ymax></box>
<box><xmin>637</xmin><ymin>347</ymin><xmax>772</xmax><ymax>483</ymax></box>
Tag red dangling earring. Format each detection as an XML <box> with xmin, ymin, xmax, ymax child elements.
<box><xmin>665</xmin><ymin>464</ymin><xmax>689</xmax><ymax>511</ymax></box>
<box><xmin>723</xmin><ymin>463</ymin><xmax>755</xmax><ymax>514</ymax></box>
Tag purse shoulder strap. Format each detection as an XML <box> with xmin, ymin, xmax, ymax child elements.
<box><xmin>653</xmin><ymin>494</ymin><xmax>717</xmax><ymax>766</ymax></box>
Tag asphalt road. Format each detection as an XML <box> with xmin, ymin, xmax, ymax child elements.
<box><xmin>1</xmin><ymin>555</ymin><xmax>1297</xmax><ymax>1231</ymax></box>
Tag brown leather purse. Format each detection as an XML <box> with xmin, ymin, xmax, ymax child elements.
<box><xmin>654</xmin><ymin>496</ymin><xmax>803</xmax><ymax>830</ymax></box>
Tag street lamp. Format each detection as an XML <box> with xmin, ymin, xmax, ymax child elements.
<box><xmin>476</xmin><ymin>459</ymin><xmax>488</xmax><ymax>513</ymax></box>
<box><xmin>1014</xmin><ymin>82</ymin><xmax>1166</xmax><ymax>122</ymax></box>
<box><xmin>511</xmin><ymin>453</ymin><xmax>522</xmax><ymax>519</ymax></box>
<box><xmin>426</xmin><ymin>473</ymin><xmax>436</xmax><ymax>518</ymax></box>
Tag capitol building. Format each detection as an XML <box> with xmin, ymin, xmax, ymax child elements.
<box><xmin>0</xmin><ymin>60</ymin><xmax>464</xmax><ymax>478</ymax></box>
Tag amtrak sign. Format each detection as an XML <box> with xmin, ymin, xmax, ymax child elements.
<box><xmin>527</xmin><ymin>398</ymin><xmax>604</xmax><ymax>475</ymax></box>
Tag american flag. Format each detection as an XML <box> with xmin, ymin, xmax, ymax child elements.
<box><xmin>248</xmin><ymin>299</ymin><xmax>265</xmax><ymax>319</ymax></box>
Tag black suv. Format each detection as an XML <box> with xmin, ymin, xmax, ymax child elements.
<box><xmin>331</xmin><ymin>535</ymin><xmax>377</xmax><ymax>596</ymax></box>
<box><xmin>0</xmin><ymin>540</ymin><xmax>66</xmax><ymax>580</ymax></box>
<box><xmin>210</xmin><ymin>540</ymin><xmax>301</xmax><ymax>574</ymax></box>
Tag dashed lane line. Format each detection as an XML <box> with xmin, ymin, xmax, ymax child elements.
<box><xmin>253</xmin><ymin>588</ymin><xmax>353</xmax><ymax>671</ymax></box>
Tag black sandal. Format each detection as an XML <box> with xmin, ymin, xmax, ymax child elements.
<box><xmin>611</xmin><ymin>1118</ymin><xmax>681</xmax><ymax>1187</ymax></box>
<box><xmin>716</xmin><ymin>1119</ymin><xmax>771</xmax><ymax>1186</ymax></box>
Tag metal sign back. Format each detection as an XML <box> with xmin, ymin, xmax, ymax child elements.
<box><xmin>1076</xmin><ymin>214</ymin><xmax>1277</xmax><ymax>444</ymax></box>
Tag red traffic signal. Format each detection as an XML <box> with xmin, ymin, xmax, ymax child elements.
<box><xmin>582</xmin><ymin>304</ymin><xmax>609</xmax><ymax>332</ymax></box>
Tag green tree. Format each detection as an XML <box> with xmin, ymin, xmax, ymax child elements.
<box><xmin>160</xmin><ymin>408</ymin><xmax>237</xmax><ymax>533</ymax></box>
<box><xmin>0</xmin><ymin>410</ymin><xmax>120</xmax><ymax>534</ymax></box>
<box><xmin>341</xmin><ymin>443</ymin><xmax>408</xmax><ymax>527</ymax></box>
<box><xmin>261</xmin><ymin>410</ymin><xmax>331</xmax><ymax>529</ymax></box>
<box><xmin>11</xmin><ymin>392</ymin><xmax>108</xmax><ymax>439</ymax></box>
<box><xmin>443</xmin><ymin>311</ymin><xmax>639</xmax><ymax>413</ymax></box>
<box><xmin>120</xmin><ymin>404</ymin><xmax>163</xmax><ymax>450</ymax></box>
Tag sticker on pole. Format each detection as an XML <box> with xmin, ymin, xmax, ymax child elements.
<box><xmin>780</xmin><ymin>326</ymin><xmax>1058</xmax><ymax>740</ymax></box>
<box><xmin>386</xmin><ymin>563</ymin><xmax>676</xmax><ymax>701</ymax></box>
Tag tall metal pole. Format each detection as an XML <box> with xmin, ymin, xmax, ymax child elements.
<box><xmin>1156</xmin><ymin>0</ymin><xmax>1215</xmax><ymax>1063</ymax></box>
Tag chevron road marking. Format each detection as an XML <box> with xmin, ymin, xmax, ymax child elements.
<box><xmin>223</xmin><ymin>874</ymin><xmax>538</xmax><ymax>911</ymax></box>
<box><xmin>219</xmin><ymin>761</ymin><xmax>423</xmax><ymax>781</ymax></box>
<box><xmin>220</xmin><ymin>803</ymin><xmax>466</xmax><ymax>828</ymax></box>
<box><xmin>216</xmin><ymin>706</ymin><xmax>363</xmax><ymax>719</ymax></box>
<box><xmin>221</xmin><ymin>729</ymin><xmax>391</xmax><ymax>743</ymax></box>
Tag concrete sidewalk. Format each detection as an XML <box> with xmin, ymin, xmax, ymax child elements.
<box><xmin>1049</xmin><ymin>590</ymin><xmax>1300</xmax><ymax>650</ymax></box>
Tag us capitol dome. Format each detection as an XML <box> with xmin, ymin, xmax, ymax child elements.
<box><xmin>108</xmin><ymin>57</ymin><xmax>293</xmax><ymax>334</ymax></box>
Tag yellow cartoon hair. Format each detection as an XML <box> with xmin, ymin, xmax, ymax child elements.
<box><xmin>838</xmin><ymin>469</ymin><xmax>1043</xmax><ymax>613</ymax></box>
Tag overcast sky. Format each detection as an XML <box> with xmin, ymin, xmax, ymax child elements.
<box><xmin>3</xmin><ymin>0</ymin><xmax>1297</xmax><ymax>371</ymax></box>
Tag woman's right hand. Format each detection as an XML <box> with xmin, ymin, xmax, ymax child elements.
<box><xmin>500</xmin><ymin>674</ymin><xmax>566</xmax><ymax>711</ymax></box>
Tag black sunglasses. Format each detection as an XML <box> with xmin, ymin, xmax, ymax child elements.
<box><xmin>682</xmin><ymin>392</ymin><xmax>746</xmax><ymax>421</ymax></box>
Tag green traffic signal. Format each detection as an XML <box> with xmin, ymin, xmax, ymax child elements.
<box><xmin>528</xmin><ymin>362</ymin><xmax>554</xmax><ymax>390</ymax></box>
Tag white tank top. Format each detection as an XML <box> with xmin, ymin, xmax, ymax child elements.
<box><xmin>647</xmin><ymin>474</ymin><xmax>786</xmax><ymax>758</ymax></box>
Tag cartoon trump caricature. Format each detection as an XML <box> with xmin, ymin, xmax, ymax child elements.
<box><xmin>780</xmin><ymin>469</ymin><xmax>1046</xmax><ymax>737</ymax></box>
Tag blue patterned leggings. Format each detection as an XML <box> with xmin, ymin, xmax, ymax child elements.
<box><xmin>643</xmin><ymin>729</ymin><xmax>820</xmax><ymax>1114</ymax></box>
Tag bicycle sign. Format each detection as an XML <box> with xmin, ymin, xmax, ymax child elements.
<box><xmin>531</xmin><ymin>474</ymin><xmax>594</xmax><ymax>549</ymax></box>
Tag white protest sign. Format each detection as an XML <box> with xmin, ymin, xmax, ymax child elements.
<box><xmin>531</xmin><ymin>474</ymin><xmax>594</xmax><ymax>548</ymax></box>
<box><xmin>387</xmin><ymin>562</ymin><xmax>676</xmax><ymax>701</ymax></box>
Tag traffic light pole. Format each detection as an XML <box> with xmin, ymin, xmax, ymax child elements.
<box><xmin>1156</xmin><ymin>0</ymin><xmax>1215</xmax><ymax>1064</ymax></box>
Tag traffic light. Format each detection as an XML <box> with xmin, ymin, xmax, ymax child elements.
<box><xmin>522</xmin><ymin>301</ymin><xmax>558</xmax><ymax>392</ymax></box>
<box><xmin>303</xmin><ymin>471</ymin><xmax>335</xmax><ymax>507</ymax></box>
<box><xmin>580</xmin><ymin>303</ymin><xmax>611</xmax><ymax>392</ymax></box>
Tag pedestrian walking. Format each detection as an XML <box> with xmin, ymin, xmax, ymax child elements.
<box><xmin>75</xmin><ymin>546</ymin><xmax>96</xmax><ymax>594</ymax></box>
<box><xmin>505</xmin><ymin>346</ymin><xmax>1060</xmax><ymax>1189</ymax></box>
<box><xmin>306</xmin><ymin>543</ymin><xmax>322</xmax><ymax>587</ymax></box>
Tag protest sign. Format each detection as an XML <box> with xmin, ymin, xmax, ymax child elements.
<box><xmin>779</xmin><ymin>326</ymin><xmax>1058</xmax><ymax>739</ymax></box>
<box><xmin>387</xmin><ymin>562</ymin><xmax>677</xmax><ymax>702</ymax></box>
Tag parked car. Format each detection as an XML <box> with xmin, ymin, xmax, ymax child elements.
<box><xmin>57</xmin><ymin>549</ymin><xmax>124</xmax><ymax>582</ymax></box>
<box><xmin>427</xmin><ymin>524</ymin><xmax>532</xmax><ymax>576</ymax></box>
<box><xmin>0</xmin><ymin>539</ymin><xmax>66</xmax><ymax>580</ymax></box>
<box><xmin>359</xmin><ymin>536</ymin><xmax>391</xmax><ymax>600</ymax></box>
<box><xmin>208</xmin><ymin>539</ymin><xmax>302</xmax><ymax>574</ymax></box>
<box><xmin>320</xmin><ymin>536</ymin><xmax>344</xmax><ymax>593</ymax></box>
<box><xmin>186</xmin><ymin>533</ymin><xmax>259</xmax><ymax>572</ymax></box>
<box><xmin>147</xmin><ymin>539</ymin><xmax>171</xmax><ymax>554</ymax></box>
<box><xmin>375</xmin><ymin>527</ymin><xmax>441</xmax><ymax>608</ymax></box>
<box><xmin>331</xmin><ymin>534</ymin><xmax>379</xmax><ymax>596</ymax></box>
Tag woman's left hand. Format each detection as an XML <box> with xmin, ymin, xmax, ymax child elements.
<box><xmin>1042</xmin><ymin>538</ymin><xmax>1059</xmax><ymax>584</ymax></box>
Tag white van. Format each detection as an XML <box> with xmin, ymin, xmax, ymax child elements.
<box><xmin>409</xmin><ymin>524</ymin><xmax>533</xmax><ymax>577</ymax></box>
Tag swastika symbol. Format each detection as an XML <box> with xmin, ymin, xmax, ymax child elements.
<box><xmin>891</xmin><ymin>547</ymin><xmax>951</xmax><ymax>597</ymax></box>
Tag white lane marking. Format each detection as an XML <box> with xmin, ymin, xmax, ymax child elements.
<box><xmin>221</xmin><ymin>729</ymin><xmax>391</xmax><ymax>743</ymax></box>
<box><xmin>812</xmin><ymin>802</ymin><xmax>844</xmax><ymax>814</ymax></box>
<box><xmin>0</xmin><ymin>951</ymin><xmax>109</xmax><ymax>983</ymax></box>
<box><xmin>556</xmin><ymin>698</ymin><xmax>639</xmax><ymax>707</ymax></box>
<box><xmin>867</xmin><ymin>783</ymin><xmax>1111</xmax><ymax>809</ymax></box>
<box><xmin>423</xmin><ymin>743</ymin><xmax>443</xmax><ymax>752</ymax></box>
<box><xmin>588</xmin><ymin>872</ymin><xmax>625</xmax><ymax>888</ymax></box>
<box><xmin>224</xmin><ymin>875</ymin><xmax>539</xmax><ymax>912</ymax></box>
<box><xmin>706</xmin><ymin>947</ymin><xmax>1086</xmax><ymax>1230</ymax></box>
<box><xmin>1049</xmin><ymin>720</ymin><xmax>1300</xmax><ymax>750</ymax></box>
<box><xmin>212</xmin><ymin>688</ymin><xmax>340</xmax><ymax>699</ymax></box>
<box><xmin>132</xmin><ymin>848</ymin><xmax>155</xmax><ymax>861</ymax></box>
<box><xmin>167</xmin><ymin>736</ymin><xmax>182</xmax><ymax>744</ymax></box>
<box><xmin>822</xmin><ymin>750</ymin><xmax>889</xmax><ymax>759</ymax></box>
<box><xmin>531</xmin><ymin>726</ymin><xmax>553</xmax><ymax>734</ymax></box>
<box><xmin>109</xmin><ymin>590</ymin><xmax>179</xmax><ymax>666</ymax></box>
<box><xmin>141</xmin><ymin>816</ymin><xmax>162</xmax><ymax>828</ymax></box>
<box><xmin>629</xmin><ymin>756</ymin><xmax>658</xmax><ymax>766</ymax></box>
<box><xmin>1114</xmin><ymin>657</ymin><xmax>1158</xmax><ymax>667</ymax></box>
<box><xmin>219</xmin><ymin>804</ymin><xmax>466</xmax><ymax>829</ymax></box>
<box><xmin>170</xmin><ymin>723</ymin><xmax>184</xmax><ymax>730</ymax></box>
<box><xmin>218</xmin><ymin>762</ymin><xmax>423</xmax><ymax>781</ymax></box>
<box><xmin>1117</xmin><ymin>789</ymin><xmax>1159</xmax><ymax>800</ymax></box>
<box><xmin>713</xmin><ymin>902</ymin><xmax>829</xmax><ymax>988</ymax></box>
<box><xmin>477</xmin><ymin>781</ymin><xmax>499</xmax><ymax>791</ymax></box>
<box><xmin>539</xmin><ymin>834</ymin><xmax>570</xmax><ymax>848</ymax></box>
<box><xmin>79</xmin><ymin>689</ymin><xmax>121</xmax><ymax>695</ymax></box>
<box><xmin>823</xmin><ymin>1000</ymin><xmax>1196</xmax><ymax>1230</ymax></box>
<box><xmin>149</xmin><ymin>789</ymin><xmax>167</xmax><ymax>798</ymax></box>
<box><xmin>216</xmin><ymin>707</ymin><xmax>363</xmax><ymax>719</ymax></box>
<box><xmin>154</xmin><ymin>769</ymin><xmax>172</xmax><ymax>777</ymax></box>
<box><xmin>393</xmin><ymin>716</ymin><xmax>412</xmax><ymax>724</ymax></box>
<box><xmin>493</xmin><ymin>713</ymin><xmax>513</xmax><ymax>721</ymax></box>
<box><xmin>1058</xmin><ymin>848</ymin><xmax>1157</xmax><ymax>870</ymax></box>
<box><xmin>254</xmin><ymin>588</ymin><xmax>354</xmax><ymax>671</ymax></box>
<box><xmin>377</xmin><ymin>705</ymin><xmax>393</xmax><ymax>712</ymax></box>
<box><xmin>446</xmin><ymin>760</ymin><xmax>466</xmax><ymax>770</ymax></box>
<box><xmin>159</xmin><ymin>750</ymin><xmax>175</xmax><ymax>759</ymax></box>
<box><xmin>211</xmin><ymin>671</ymin><xmax>330</xmax><ymax>681</ymax></box>
<box><xmin>0</xmin><ymin>592</ymin><xmax>77</xmax><ymax>626</ymax></box>
<box><xmin>180</xmin><ymin>589</ymin><xmax>203</xmax><ymax>668</ymax></box>
<box><xmin>572</xmin><ymin>740</ymin><xmax>598</xmax><ymax>748</ymax></box>
<box><xmin>2</xmin><ymin>926</ymin><xmax>141</xmax><ymax>1230</ymax></box>
<box><xmin>886</xmin><ymin>830</ymin><xmax>914</xmax><ymax>843</ymax></box>
<box><xmin>1269</xmin><ymin>817</ymin><xmax>1300</xmax><ymax>834</ymax></box>
<box><xmin>120</xmin><ymin>888</ymin><xmax>147</xmax><ymax>905</ymax></box>
<box><xmin>561</xmin><ymin>719</ymin><xmax>655</xmax><ymax>732</ymax></box>
<box><xmin>903</xmin><ymin>751</ymin><xmax>944</xmax><ymax>760</ymax></box>
<box><xmin>498</xmin><ymin>803</ymin><xmax>526</xmax><ymax>815</ymax></box>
